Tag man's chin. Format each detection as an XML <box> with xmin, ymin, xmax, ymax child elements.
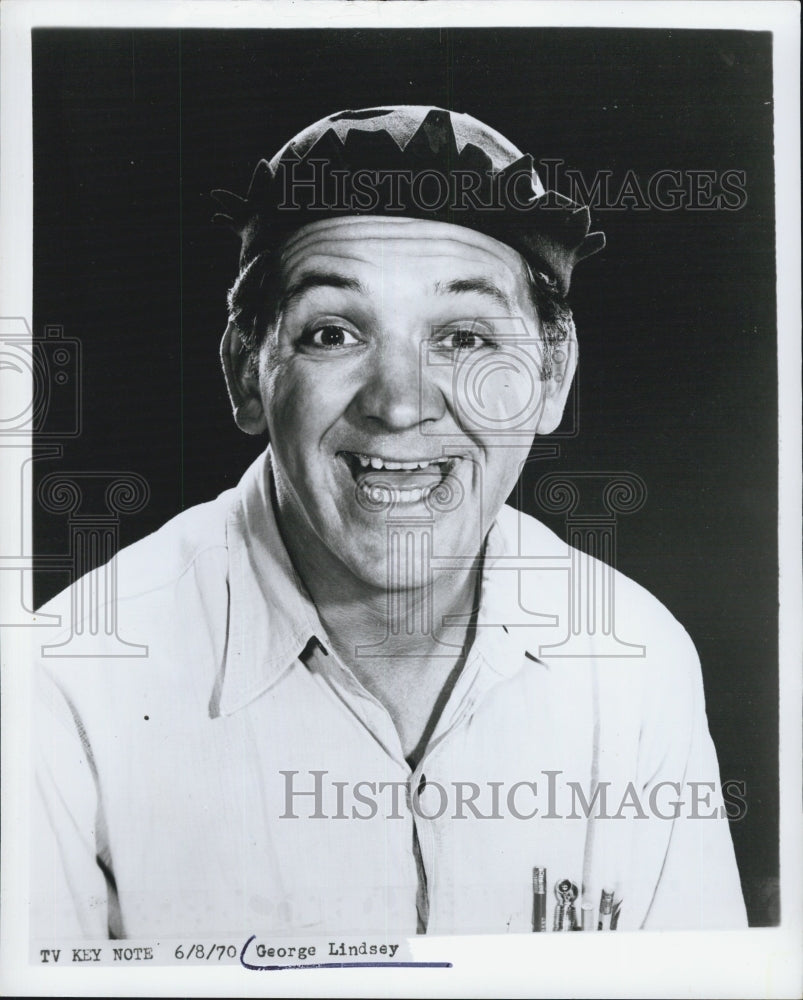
<box><xmin>328</xmin><ymin>513</ymin><xmax>481</xmax><ymax>591</ymax></box>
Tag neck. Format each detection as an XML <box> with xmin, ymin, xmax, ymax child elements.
<box><xmin>270</xmin><ymin>476</ymin><xmax>488</xmax><ymax>760</ymax></box>
<box><xmin>312</xmin><ymin>560</ymin><xmax>481</xmax><ymax>668</ymax></box>
<box><xmin>273</xmin><ymin>494</ymin><xmax>483</xmax><ymax>672</ymax></box>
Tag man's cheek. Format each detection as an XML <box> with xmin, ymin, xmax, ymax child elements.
<box><xmin>449</xmin><ymin>353</ymin><xmax>543</xmax><ymax>439</ymax></box>
<box><xmin>487</xmin><ymin>373</ymin><xmax>538</xmax><ymax>428</ymax></box>
<box><xmin>264</xmin><ymin>387</ymin><xmax>296</xmax><ymax>443</ymax></box>
<box><xmin>263</xmin><ymin>363</ymin><xmax>319</xmax><ymax>428</ymax></box>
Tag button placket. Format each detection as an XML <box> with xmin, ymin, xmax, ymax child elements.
<box><xmin>408</xmin><ymin>771</ymin><xmax>439</xmax><ymax>934</ymax></box>
<box><xmin>403</xmin><ymin>640</ymin><xmax>523</xmax><ymax>934</ymax></box>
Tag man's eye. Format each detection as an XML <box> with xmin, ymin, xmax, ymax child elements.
<box><xmin>305</xmin><ymin>325</ymin><xmax>360</xmax><ymax>349</ymax></box>
<box><xmin>438</xmin><ymin>327</ymin><xmax>491</xmax><ymax>352</ymax></box>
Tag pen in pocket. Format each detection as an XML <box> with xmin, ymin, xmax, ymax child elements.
<box><xmin>611</xmin><ymin>894</ymin><xmax>623</xmax><ymax>930</ymax></box>
<box><xmin>532</xmin><ymin>867</ymin><xmax>547</xmax><ymax>932</ymax></box>
<box><xmin>598</xmin><ymin>887</ymin><xmax>615</xmax><ymax>930</ymax></box>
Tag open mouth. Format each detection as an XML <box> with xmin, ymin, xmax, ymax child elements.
<box><xmin>338</xmin><ymin>451</ymin><xmax>459</xmax><ymax>506</ymax></box>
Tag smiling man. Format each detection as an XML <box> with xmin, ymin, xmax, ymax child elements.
<box><xmin>33</xmin><ymin>107</ymin><xmax>746</xmax><ymax>940</ymax></box>
<box><xmin>219</xmin><ymin>212</ymin><xmax>575</xmax><ymax>762</ymax></box>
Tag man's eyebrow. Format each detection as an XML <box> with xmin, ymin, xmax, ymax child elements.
<box><xmin>433</xmin><ymin>277</ymin><xmax>514</xmax><ymax>311</ymax></box>
<box><xmin>279</xmin><ymin>271</ymin><xmax>367</xmax><ymax>311</ymax></box>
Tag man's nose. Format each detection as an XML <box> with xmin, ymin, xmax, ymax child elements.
<box><xmin>352</xmin><ymin>340</ymin><xmax>444</xmax><ymax>431</ymax></box>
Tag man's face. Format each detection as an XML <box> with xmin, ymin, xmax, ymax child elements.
<box><xmin>243</xmin><ymin>216</ymin><xmax>573</xmax><ymax>589</ymax></box>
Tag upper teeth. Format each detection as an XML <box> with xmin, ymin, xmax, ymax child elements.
<box><xmin>355</xmin><ymin>454</ymin><xmax>447</xmax><ymax>471</ymax></box>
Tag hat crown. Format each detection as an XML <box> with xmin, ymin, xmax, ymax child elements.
<box><xmin>269</xmin><ymin>105</ymin><xmax>526</xmax><ymax>175</ymax></box>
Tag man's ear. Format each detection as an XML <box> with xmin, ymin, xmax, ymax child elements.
<box><xmin>219</xmin><ymin>320</ymin><xmax>268</xmax><ymax>435</ymax></box>
<box><xmin>536</xmin><ymin>335</ymin><xmax>578</xmax><ymax>435</ymax></box>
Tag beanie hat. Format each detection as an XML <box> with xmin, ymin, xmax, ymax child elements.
<box><xmin>213</xmin><ymin>106</ymin><xmax>605</xmax><ymax>296</ymax></box>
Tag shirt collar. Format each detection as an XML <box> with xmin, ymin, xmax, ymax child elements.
<box><xmin>217</xmin><ymin>448</ymin><xmax>324</xmax><ymax>717</ymax></box>
<box><xmin>471</xmin><ymin>509</ymin><xmax>549</xmax><ymax>677</ymax></box>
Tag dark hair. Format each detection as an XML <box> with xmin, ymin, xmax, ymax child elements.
<box><xmin>227</xmin><ymin>245</ymin><xmax>576</xmax><ymax>380</ymax></box>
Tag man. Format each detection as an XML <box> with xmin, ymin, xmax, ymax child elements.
<box><xmin>33</xmin><ymin>106</ymin><xmax>746</xmax><ymax>939</ymax></box>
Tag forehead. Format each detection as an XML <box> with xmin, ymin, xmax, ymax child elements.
<box><xmin>277</xmin><ymin>216</ymin><xmax>532</xmax><ymax>300</ymax></box>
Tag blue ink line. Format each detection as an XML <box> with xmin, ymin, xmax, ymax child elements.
<box><xmin>239</xmin><ymin>935</ymin><xmax>451</xmax><ymax>972</ymax></box>
<box><xmin>243</xmin><ymin>961</ymin><xmax>453</xmax><ymax>972</ymax></box>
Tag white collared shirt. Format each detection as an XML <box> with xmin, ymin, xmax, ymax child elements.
<box><xmin>33</xmin><ymin>451</ymin><xmax>747</xmax><ymax>939</ymax></box>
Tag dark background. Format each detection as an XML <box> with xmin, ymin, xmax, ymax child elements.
<box><xmin>32</xmin><ymin>28</ymin><xmax>778</xmax><ymax>925</ymax></box>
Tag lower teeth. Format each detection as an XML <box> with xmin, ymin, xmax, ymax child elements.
<box><xmin>360</xmin><ymin>483</ymin><xmax>434</xmax><ymax>504</ymax></box>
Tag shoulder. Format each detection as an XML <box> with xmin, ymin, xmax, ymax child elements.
<box><xmin>494</xmin><ymin>503</ymin><xmax>703</xmax><ymax>697</ymax></box>
<box><xmin>45</xmin><ymin>487</ymin><xmax>234</xmax><ymax>604</ymax></box>
<box><xmin>36</xmin><ymin>484</ymin><xmax>239</xmax><ymax>657</ymax></box>
<box><xmin>115</xmin><ymin>489</ymin><xmax>234</xmax><ymax>597</ymax></box>
<box><xmin>495</xmin><ymin>505</ymin><xmax>709</xmax><ymax>776</ymax></box>
<box><xmin>34</xmin><ymin>483</ymin><xmax>243</xmax><ymax>733</ymax></box>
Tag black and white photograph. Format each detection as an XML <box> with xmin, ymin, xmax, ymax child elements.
<box><xmin>0</xmin><ymin>1</ymin><xmax>800</xmax><ymax>997</ymax></box>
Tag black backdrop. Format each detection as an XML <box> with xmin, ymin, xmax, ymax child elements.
<box><xmin>32</xmin><ymin>28</ymin><xmax>778</xmax><ymax>926</ymax></box>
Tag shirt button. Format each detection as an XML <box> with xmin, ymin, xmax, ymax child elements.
<box><xmin>416</xmin><ymin>780</ymin><xmax>446</xmax><ymax>820</ymax></box>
